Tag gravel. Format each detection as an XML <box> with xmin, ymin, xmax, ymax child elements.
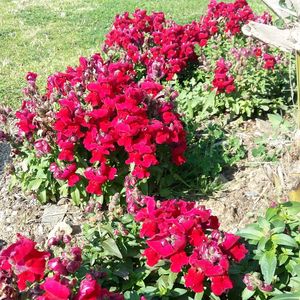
<box><xmin>0</xmin><ymin>142</ymin><xmax>83</xmax><ymax>246</ymax></box>
<box><xmin>0</xmin><ymin>142</ymin><xmax>11</xmax><ymax>175</ymax></box>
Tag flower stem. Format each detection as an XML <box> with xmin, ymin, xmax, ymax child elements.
<box><xmin>296</xmin><ymin>51</ymin><xmax>300</xmax><ymax>128</ymax></box>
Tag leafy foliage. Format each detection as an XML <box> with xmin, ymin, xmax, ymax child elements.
<box><xmin>175</xmin><ymin>29</ymin><xmax>292</xmax><ymax>120</ymax></box>
<box><xmin>237</xmin><ymin>202</ymin><xmax>300</xmax><ymax>299</ymax></box>
<box><xmin>148</xmin><ymin>123</ymin><xmax>246</xmax><ymax>198</ymax></box>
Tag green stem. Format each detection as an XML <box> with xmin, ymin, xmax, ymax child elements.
<box><xmin>296</xmin><ymin>51</ymin><xmax>300</xmax><ymax>128</ymax></box>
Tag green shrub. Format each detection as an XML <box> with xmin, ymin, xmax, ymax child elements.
<box><xmin>237</xmin><ymin>202</ymin><xmax>300</xmax><ymax>299</ymax></box>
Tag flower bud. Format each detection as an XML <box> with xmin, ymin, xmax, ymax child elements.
<box><xmin>47</xmin><ymin>237</ymin><xmax>59</xmax><ymax>248</ymax></box>
<box><xmin>63</xmin><ymin>234</ymin><xmax>72</xmax><ymax>244</ymax></box>
<box><xmin>48</xmin><ymin>258</ymin><xmax>68</xmax><ymax>275</ymax></box>
<box><xmin>66</xmin><ymin>260</ymin><xmax>81</xmax><ymax>274</ymax></box>
<box><xmin>260</xmin><ymin>283</ymin><xmax>273</xmax><ymax>292</ymax></box>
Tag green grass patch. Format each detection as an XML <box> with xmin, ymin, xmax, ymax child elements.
<box><xmin>0</xmin><ymin>0</ymin><xmax>264</xmax><ymax>108</ymax></box>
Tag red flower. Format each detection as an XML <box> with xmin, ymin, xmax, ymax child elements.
<box><xmin>74</xmin><ymin>274</ymin><xmax>102</xmax><ymax>300</ymax></box>
<box><xmin>140</xmin><ymin>221</ymin><xmax>157</xmax><ymax>238</ymax></box>
<box><xmin>50</xmin><ymin>163</ymin><xmax>80</xmax><ymax>187</ymax></box>
<box><xmin>263</xmin><ymin>53</ymin><xmax>276</xmax><ymax>70</ymax></box>
<box><xmin>0</xmin><ymin>235</ymin><xmax>49</xmax><ymax>291</ymax></box>
<box><xmin>34</xmin><ymin>139</ymin><xmax>51</xmax><ymax>157</ymax></box>
<box><xmin>221</xmin><ymin>233</ymin><xmax>248</xmax><ymax>262</ymax></box>
<box><xmin>84</xmin><ymin>164</ymin><xmax>117</xmax><ymax>195</ymax></box>
<box><xmin>170</xmin><ymin>251</ymin><xmax>189</xmax><ymax>273</ymax></box>
<box><xmin>210</xmin><ymin>275</ymin><xmax>233</xmax><ymax>296</ymax></box>
<box><xmin>16</xmin><ymin>101</ymin><xmax>36</xmax><ymax>136</ymax></box>
<box><xmin>147</xmin><ymin>232</ymin><xmax>186</xmax><ymax>258</ymax></box>
<box><xmin>143</xmin><ymin>248</ymin><xmax>160</xmax><ymax>267</ymax></box>
<box><xmin>136</xmin><ymin>198</ymin><xmax>246</xmax><ymax>296</ymax></box>
<box><xmin>184</xmin><ymin>267</ymin><xmax>205</xmax><ymax>293</ymax></box>
<box><xmin>254</xmin><ymin>48</ymin><xmax>262</xmax><ymax>57</ymax></box>
<box><xmin>38</xmin><ymin>277</ymin><xmax>70</xmax><ymax>300</ymax></box>
<box><xmin>212</xmin><ymin>59</ymin><xmax>235</xmax><ymax>94</ymax></box>
<box><xmin>190</xmin><ymin>227</ymin><xmax>206</xmax><ymax>247</ymax></box>
<box><xmin>47</xmin><ymin>258</ymin><xmax>67</xmax><ymax>276</ymax></box>
<box><xmin>26</xmin><ymin>72</ymin><xmax>38</xmax><ymax>82</ymax></box>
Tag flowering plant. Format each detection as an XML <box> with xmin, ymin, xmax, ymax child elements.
<box><xmin>0</xmin><ymin>234</ymin><xmax>124</xmax><ymax>299</ymax></box>
<box><xmin>237</xmin><ymin>201</ymin><xmax>300</xmax><ymax>300</ymax></box>
<box><xmin>7</xmin><ymin>54</ymin><xmax>186</xmax><ymax>204</ymax></box>
<box><xmin>136</xmin><ymin>197</ymin><xmax>248</xmax><ymax>297</ymax></box>
<box><xmin>174</xmin><ymin>0</ymin><xmax>292</xmax><ymax>119</ymax></box>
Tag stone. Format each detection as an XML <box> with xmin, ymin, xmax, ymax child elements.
<box><xmin>41</xmin><ymin>204</ymin><xmax>68</xmax><ymax>226</ymax></box>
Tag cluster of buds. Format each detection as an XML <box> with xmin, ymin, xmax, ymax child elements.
<box><xmin>0</xmin><ymin>269</ymin><xmax>18</xmax><ymax>300</ymax></box>
<box><xmin>243</xmin><ymin>273</ymin><xmax>273</xmax><ymax>293</ymax></box>
<box><xmin>47</xmin><ymin>229</ymin><xmax>72</xmax><ymax>248</ymax></box>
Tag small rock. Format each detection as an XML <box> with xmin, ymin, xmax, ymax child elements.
<box><xmin>0</xmin><ymin>211</ymin><xmax>5</xmax><ymax>222</ymax></box>
<box><xmin>41</xmin><ymin>204</ymin><xmax>68</xmax><ymax>225</ymax></box>
<box><xmin>6</xmin><ymin>227</ymin><xmax>12</xmax><ymax>232</ymax></box>
<box><xmin>244</xmin><ymin>191</ymin><xmax>259</xmax><ymax>198</ymax></box>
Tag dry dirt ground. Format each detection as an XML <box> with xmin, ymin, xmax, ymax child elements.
<box><xmin>0</xmin><ymin>117</ymin><xmax>298</xmax><ymax>246</ymax></box>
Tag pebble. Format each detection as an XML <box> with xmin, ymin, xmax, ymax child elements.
<box><xmin>0</xmin><ymin>211</ymin><xmax>5</xmax><ymax>222</ymax></box>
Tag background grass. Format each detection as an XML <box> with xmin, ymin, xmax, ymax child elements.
<box><xmin>0</xmin><ymin>0</ymin><xmax>264</xmax><ymax>108</ymax></box>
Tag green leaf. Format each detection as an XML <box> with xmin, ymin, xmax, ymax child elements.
<box><xmin>138</xmin><ymin>285</ymin><xmax>158</xmax><ymax>297</ymax></box>
<box><xmin>293</xmin><ymin>264</ymin><xmax>300</xmax><ymax>277</ymax></box>
<box><xmin>278</xmin><ymin>253</ymin><xmax>288</xmax><ymax>266</ymax></box>
<box><xmin>271</xmin><ymin>292</ymin><xmax>300</xmax><ymax>300</ymax></box>
<box><xmin>238</xmin><ymin>224</ymin><xmax>265</xmax><ymax>241</ymax></box>
<box><xmin>272</xmin><ymin>233</ymin><xmax>298</xmax><ymax>248</ymax></box>
<box><xmin>124</xmin><ymin>291</ymin><xmax>139</xmax><ymax>300</ymax></box>
<box><xmin>242</xmin><ymin>288</ymin><xmax>255</xmax><ymax>300</ymax></box>
<box><xmin>168</xmin><ymin>272</ymin><xmax>177</xmax><ymax>289</ymax></box>
<box><xmin>170</xmin><ymin>288</ymin><xmax>187</xmax><ymax>297</ymax></box>
<box><xmin>268</xmin><ymin>113</ymin><xmax>283</xmax><ymax>128</ymax></box>
<box><xmin>259</xmin><ymin>250</ymin><xmax>277</xmax><ymax>284</ymax></box>
<box><xmin>157</xmin><ymin>275</ymin><xmax>168</xmax><ymax>293</ymax></box>
<box><xmin>194</xmin><ymin>292</ymin><xmax>204</xmax><ymax>300</ymax></box>
<box><xmin>282</xmin><ymin>202</ymin><xmax>300</xmax><ymax>215</ymax></box>
<box><xmin>102</xmin><ymin>237</ymin><xmax>122</xmax><ymax>259</ymax></box>
<box><xmin>59</xmin><ymin>184</ymin><xmax>69</xmax><ymax>197</ymax></box>
<box><xmin>70</xmin><ymin>188</ymin><xmax>81</xmax><ymax>205</ymax></box>
<box><xmin>28</xmin><ymin>178</ymin><xmax>43</xmax><ymax>191</ymax></box>
<box><xmin>257</xmin><ymin>217</ymin><xmax>271</xmax><ymax>232</ymax></box>
<box><xmin>37</xmin><ymin>189</ymin><xmax>47</xmax><ymax>204</ymax></box>
<box><xmin>270</xmin><ymin>219</ymin><xmax>285</xmax><ymax>234</ymax></box>
<box><xmin>9</xmin><ymin>175</ymin><xmax>18</xmax><ymax>190</ymax></box>
<box><xmin>266</xmin><ymin>207</ymin><xmax>278</xmax><ymax>221</ymax></box>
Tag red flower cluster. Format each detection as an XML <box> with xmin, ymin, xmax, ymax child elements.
<box><xmin>136</xmin><ymin>198</ymin><xmax>247</xmax><ymax>296</ymax></box>
<box><xmin>263</xmin><ymin>53</ymin><xmax>276</xmax><ymax>70</ymax></box>
<box><xmin>0</xmin><ymin>235</ymin><xmax>124</xmax><ymax>299</ymax></box>
<box><xmin>15</xmin><ymin>100</ymin><xmax>37</xmax><ymax>137</ymax></box>
<box><xmin>212</xmin><ymin>59</ymin><xmax>235</xmax><ymax>94</ymax></box>
<box><xmin>38</xmin><ymin>274</ymin><xmax>123</xmax><ymax>300</ymax></box>
<box><xmin>105</xmin><ymin>10</ymin><xmax>204</xmax><ymax>80</ymax></box>
<box><xmin>205</xmin><ymin>0</ymin><xmax>255</xmax><ymax>36</ymax></box>
<box><xmin>104</xmin><ymin>0</ymin><xmax>272</xmax><ymax>84</ymax></box>
<box><xmin>16</xmin><ymin>55</ymin><xmax>187</xmax><ymax>196</ymax></box>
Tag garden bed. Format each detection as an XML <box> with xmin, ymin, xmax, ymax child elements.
<box><xmin>0</xmin><ymin>0</ymin><xmax>299</xmax><ymax>299</ymax></box>
<box><xmin>0</xmin><ymin>116</ymin><xmax>295</xmax><ymax>242</ymax></box>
